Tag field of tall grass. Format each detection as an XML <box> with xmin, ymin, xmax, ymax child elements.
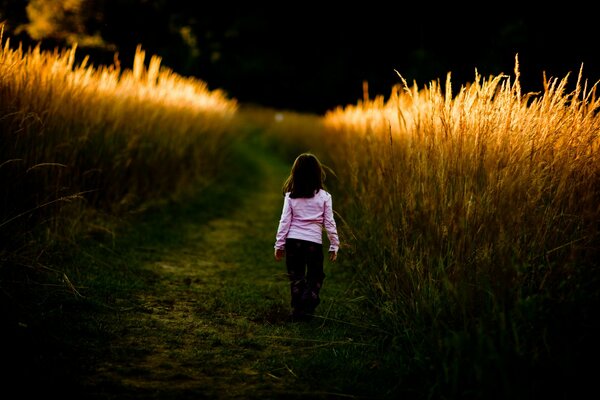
<box><xmin>2</xmin><ymin>25</ymin><xmax>599</xmax><ymax>395</ymax></box>
<box><xmin>0</xmin><ymin>30</ymin><xmax>237</xmax><ymax>254</ymax></box>
<box><xmin>263</xmin><ymin>60</ymin><xmax>600</xmax><ymax>396</ymax></box>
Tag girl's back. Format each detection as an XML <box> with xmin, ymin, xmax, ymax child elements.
<box><xmin>277</xmin><ymin>189</ymin><xmax>338</xmax><ymax>253</ymax></box>
<box><xmin>287</xmin><ymin>189</ymin><xmax>331</xmax><ymax>222</ymax></box>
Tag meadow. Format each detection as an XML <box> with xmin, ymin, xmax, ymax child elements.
<box><xmin>0</xmin><ymin>30</ymin><xmax>237</xmax><ymax>252</ymax></box>
<box><xmin>258</xmin><ymin>61</ymin><xmax>600</xmax><ymax>397</ymax></box>
<box><xmin>1</xmin><ymin>29</ymin><xmax>598</xmax><ymax>399</ymax></box>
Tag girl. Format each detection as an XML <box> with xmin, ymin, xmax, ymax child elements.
<box><xmin>274</xmin><ymin>153</ymin><xmax>340</xmax><ymax>321</ymax></box>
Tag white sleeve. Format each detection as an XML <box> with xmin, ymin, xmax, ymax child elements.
<box><xmin>324</xmin><ymin>194</ymin><xmax>340</xmax><ymax>253</ymax></box>
<box><xmin>274</xmin><ymin>195</ymin><xmax>292</xmax><ymax>249</ymax></box>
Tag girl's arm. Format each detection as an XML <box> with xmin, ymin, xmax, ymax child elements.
<box><xmin>324</xmin><ymin>195</ymin><xmax>340</xmax><ymax>254</ymax></box>
<box><xmin>274</xmin><ymin>194</ymin><xmax>292</xmax><ymax>251</ymax></box>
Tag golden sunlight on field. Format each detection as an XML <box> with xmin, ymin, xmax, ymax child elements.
<box><xmin>1</xmin><ymin>37</ymin><xmax>235</xmax><ymax>115</ymax></box>
<box><xmin>0</xmin><ymin>28</ymin><xmax>238</xmax><ymax>242</ymax></box>
<box><xmin>319</xmin><ymin>59</ymin><xmax>600</xmax><ymax>334</ymax></box>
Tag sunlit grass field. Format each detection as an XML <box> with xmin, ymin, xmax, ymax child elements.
<box><xmin>324</xmin><ymin>61</ymin><xmax>600</xmax><ymax>309</ymax></box>
<box><xmin>0</xmin><ymin>30</ymin><xmax>237</xmax><ymax>251</ymax></box>
<box><xmin>2</xmin><ymin>27</ymin><xmax>599</xmax><ymax>398</ymax></box>
<box><xmin>316</xmin><ymin>61</ymin><xmax>599</xmax><ymax>395</ymax></box>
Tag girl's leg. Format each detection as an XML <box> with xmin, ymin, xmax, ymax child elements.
<box><xmin>303</xmin><ymin>241</ymin><xmax>325</xmax><ymax>314</ymax></box>
<box><xmin>285</xmin><ymin>239</ymin><xmax>306</xmax><ymax>314</ymax></box>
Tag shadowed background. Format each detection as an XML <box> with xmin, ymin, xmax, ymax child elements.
<box><xmin>1</xmin><ymin>1</ymin><xmax>598</xmax><ymax>113</ymax></box>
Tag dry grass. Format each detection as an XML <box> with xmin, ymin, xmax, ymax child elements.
<box><xmin>250</xmin><ymin>60</ymin><xmax>600</xmax><ymax>395</ymax></box>
<box><xmin>321</xmin><ymin>59</ymin><xmax>600</xmax><ymax>333</ymax></box>
<box><xmin>0</xmin><ymin>29</ymin><xmax>238</xmax><ymax>245</ymax></box>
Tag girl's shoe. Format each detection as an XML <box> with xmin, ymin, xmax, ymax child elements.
<box><xmin>289</xmin><ymin>309</ymin><xmax>312</xmax><ymax>322</ymax></box>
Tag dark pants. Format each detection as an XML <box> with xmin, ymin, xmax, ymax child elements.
<box><xmin>285</xmin><ymin>238</ymin><xmax>325</xmax><ymax>315</ymax></box>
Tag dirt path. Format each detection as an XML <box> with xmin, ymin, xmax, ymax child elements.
<box><xmin>81</xmin><ymin>145</ymin><xmax>339</xmax><ymax>399</ymax></box>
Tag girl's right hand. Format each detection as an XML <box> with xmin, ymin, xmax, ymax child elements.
<box><xmin>274</xmin><ymin>248</ymin><xmax>285</xmax><ymax>261</ymax></box>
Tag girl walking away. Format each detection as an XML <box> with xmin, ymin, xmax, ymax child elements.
<box><xmin>274</xmin><ymin>153</ymin><xmax>340</xmax><ymax>321</ymax></box>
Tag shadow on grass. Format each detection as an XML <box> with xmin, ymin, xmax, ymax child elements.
<box><xmin>1</xmin><ymin>139</ymin><xmax>263</xmax><ymax>398</ymax></box>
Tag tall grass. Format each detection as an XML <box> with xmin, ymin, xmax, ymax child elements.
<box><xmin>0</xmin><ymin>29</ymin><xmax>237</xmax><ymax>250</ymax></box>
<box><xmin>242</xmin><ymin>59</ymin><xmax>600</xmax><ymax>395</ymax></box>
<box><xmin>320</xmin><ymin>61</ymin><xmax>600</xmax><ymax>395</ymax></box>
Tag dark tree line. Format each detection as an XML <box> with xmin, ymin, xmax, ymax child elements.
<box><xmin>2</xmin><ymin>1</ymin><xmax>598</xmax><ymax>114</ymax></box>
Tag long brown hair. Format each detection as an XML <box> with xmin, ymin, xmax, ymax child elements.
<box><xmin>282</xmin><ymin>153</ymin><xmax>325</xmax><ymax>198</ymax></box>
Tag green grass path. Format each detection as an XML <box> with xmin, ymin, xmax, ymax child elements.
<box><xmin>62</xmin><ymin>138</ymin><xmax>388</xmax><ymax>399</ymax></box>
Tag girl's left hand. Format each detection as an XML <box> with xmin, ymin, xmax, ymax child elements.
<box><xmin>329</xmin><ymin>251</ymin><xmax>337</xmax><ymax>262</ymax></box>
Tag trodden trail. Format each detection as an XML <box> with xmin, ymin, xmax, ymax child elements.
<box><xmin>78</xmin><ymin>142</ymin><xmax>367</xmax><ymax>399</ymax></box>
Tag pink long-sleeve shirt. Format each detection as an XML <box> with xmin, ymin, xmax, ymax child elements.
<box><xmin>274</xmin><ymin>189</ymin><xmax>340</xmax><ymax>253</ymax></box>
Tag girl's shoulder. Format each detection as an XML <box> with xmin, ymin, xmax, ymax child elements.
<box><xmin>316</xmin><ymin>189</ymin><xmax>332</xmax><ymax>199</ymax></box>
<box><xmin>285</xmin><ymin>190</ymin><xmax>331</xmax><ymax>201</ymax></box>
